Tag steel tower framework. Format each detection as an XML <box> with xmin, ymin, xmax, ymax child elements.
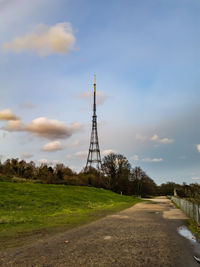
<box><xmin>86</xmin><ymin>76</ymin><xmax>102</xmax><ymax>169</ymax></box>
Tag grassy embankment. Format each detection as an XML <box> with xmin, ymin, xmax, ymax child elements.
<box><xmin>184</xmin><ymin>199</ymin><xmax>200</xmax><ymax>237</ymax></box>
<box><xmin>187</xmin><ymin>219</ymin><xmax>200</xmax><ymax>238</ymax></box>
<box><xmin>0</xmin><ymin>181</ymin><xmax>141</xmax><ymax>248</ymax></box>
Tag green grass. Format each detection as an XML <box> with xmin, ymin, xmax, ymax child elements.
<box><xmin>187</xmin><ymin>219</ymin><xmax>200</xmax><ymax>238</ymax></box>
<box><xmin>0</xmin><ymin>181</ymin><xmax>140</xmax><ymax>248</ymax></box>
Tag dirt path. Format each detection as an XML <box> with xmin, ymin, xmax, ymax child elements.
<box><xmin>0</xmin><ymin>197</ymin><xmax>199</xmax><ymax>267</ymax></box>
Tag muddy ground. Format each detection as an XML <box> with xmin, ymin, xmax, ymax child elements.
<box><xmin>0</xmin><ymin>197</ymin><xmax>199</xmax><ymax>267</ymax></box>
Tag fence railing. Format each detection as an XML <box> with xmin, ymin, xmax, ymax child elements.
<box><xmin>171</xmin><ymin>196</ymin><xmax>200</xmax><ymax>224</ymax></box>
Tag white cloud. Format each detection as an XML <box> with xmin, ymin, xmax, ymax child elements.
<box><xmin>26</xmin><ymin>117</ymin><xmax>81</xmax><ymax>140</ymax></box>
<box><xmin>130</xmin><ymin>155</ymin><xmax>139</xmax><ymax>161</ymax></box>
<box><xmin>75</xmin><ymin>151</ymin><xmax>88</xmax><ymax>157</ymax></box>
<box><xmin>150</xmin><ymin>134</ymin><xmax>173</xmax><ymax>144</ymax></box>
<box><xmin>3</xmin><ymin>120</ymin><xmax>25</xmax><ymax>131</ymax></box>
<box><xmin>102</xmin><ymin>149</ymin><xmax>116</xmax><ymax>156</ymax></box>
<box><xmin>0</xmin><ymin>109</ymin><xmax>19</xmax><ymax>120</ymax></box>
<box><xmin>21</xmin><ymin>152</ymin><xmax>33</xmax><ymax>159</ymax></box>
<box><xmin>26</xmin><ymin>117</ymin><xmax>70</xmax><ymax>139</ymax></box>
<box><xmin>75</xmin><ymin>91</ymin><xmax>107</xmax><ymax>105</ymax></box>
<box><xmin>3</xmin><ymin>22</ymin><xmax>76</xmax><ymax>56</ymax></box>
<box><xmin>159</xmin><ymin>138</ymin><xmax>173</xmax><ymax>144</ymax></box>
<box><xmin>142</xmin><ymin>157</ymin><xmax>163</xmax><ymax>162</ymax></box>
<box><xmin>136</xmin><ymin>133</ymin><xmax>147</xmax><ymax>141</ymax></box>
<box><xmin>2</xmin><ymin>116</ymin><xmax>82</xmax><ymax>140</ymax></box>
<box><xmin>192</xmin><ymin>177</ymin><xmax>200</xmax><ymax>180</ymax></box>
<box><xmin>42</xmin><ymin>141</ymin><xmax>63</xmax><ymax>152</ymax></box>
<box><xmin>38</xmin><ymin>159</ymin><xmax>59</xmax><ymax>165</ymax></box>
<box><xmin>197</xmin><ymin>144</ymin><xmax>200</xmax><ymax>152</ymax></box>
<box><xmin>150</xmin><ymin>134</ymin><xmax>159</xmax><ymax>141</ymax></box>
<box><xmin>136</xmin><ymin>133</ymin><xmax>173</xmax><ymax>144</ymax></box>
<box><xmin>71</xmin><ymin>122</ymin><xmax>82</xmax><ymax>132</ymax></box>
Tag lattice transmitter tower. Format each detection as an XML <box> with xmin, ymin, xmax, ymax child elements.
<box><xmin>86</xmin><ymin>76</ymin><xmax>102</xmax><ymax>169</ymax></box>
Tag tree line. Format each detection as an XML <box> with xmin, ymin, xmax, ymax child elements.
<box><xmin>158</xmin><ymin>181</ymin><xmax>200</xmax><ymax>203</ymax></box>
<box><xmin>0</xmin><ymin>153</ymin><xmax>198</xmax><ymax>198</ymax></box>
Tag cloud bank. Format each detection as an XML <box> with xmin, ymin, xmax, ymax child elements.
<box><xmin>3</xmin><ymin>22</ymin><xmax>76</xmax><ymax>56</ymax></box>
<box><xmin>192</xmin><ymin>177</ymin><xmax>200</xmax><ymax>180</ymax></box>
<box><xmin>42</xmin><ymin>141</ymin><xmax>63</xmax><ymax>152</ymax></box>
<box><xmin>142</xmin><ymin>158</ymin><xmax>163</xmax><ymax>162</ymax></box>
<box><xmin>3</xmin><ymin>120</ymin><xmax>24</xmax><ymax>131</ymax></box>
<box><xmin>2</xmin><ymin>116</ymin><xmax>82</xmax><ymax>140</ymax></box>
<box><xmin>26</xmin><ymin>117</ymin><xmax>71</xmax><ymax>139</ymax></box>
<box><xmin>0</xmin><ymin>109</ymin><xmax>19</xmax><ymax>120</ymax></box>
<box><xmin>38</xmin><ymin>159</ymin><xmax>59</xmax><ymax>165</ymax></box>
<box><xmin>150</xmin><ymin>134</ymin><xmax>173</xmax><ymax>144</ymax></box>
<box><xmin>136</xmin><ymin>133</ymin><xmax>173</xmax><ymax>144</ymax></box>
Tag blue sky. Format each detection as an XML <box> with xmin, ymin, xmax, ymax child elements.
<box><xmin>0</xmin><ymin>0</ymin><xmax>199</xmax><ymax>184</ymax></box>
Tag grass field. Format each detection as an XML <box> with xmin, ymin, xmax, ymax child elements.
<box><xmin>0</xmin><ymin>181</ymin><xmax>141</xmax><ymax>248</ymax></box>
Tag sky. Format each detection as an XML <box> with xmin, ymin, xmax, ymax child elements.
<box><xmin>0</xmin><ymin>0</ymin><xmax>199</xmax><ymax>184</ymax></box>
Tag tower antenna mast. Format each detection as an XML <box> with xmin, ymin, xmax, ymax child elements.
<box><xmin>86</xmin><ymin>75</ymin><xmax>102</xmax><ymax>169</ymax></box>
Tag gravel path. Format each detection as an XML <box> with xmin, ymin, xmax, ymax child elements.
<box><xmin>0</xmin><ymin>197</ymin><xmax>199</xmax><ymax>267</ymax></box>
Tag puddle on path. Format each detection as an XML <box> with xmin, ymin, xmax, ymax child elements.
<box><xmin>177</xmin><ymin>225</ymin><xmax>196</xmax><ymax>243</ymax></box>
<box><xmin>178</xmin><ymin>225</ymin><xmax>200</xmax><ymax>264</ymax></box>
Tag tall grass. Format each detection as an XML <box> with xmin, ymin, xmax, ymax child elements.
<box><xmin>0</xmin><ymin>181</ymin><xmax>140</xmax><ymax>247</ymax></box>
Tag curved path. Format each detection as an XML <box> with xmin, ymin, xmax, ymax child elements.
<box><xmin>0</xmin><ymin>197</ymin><xmax>199</xmax><ymax>266</ymax></box>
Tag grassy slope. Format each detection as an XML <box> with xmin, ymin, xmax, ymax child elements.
<box><xmin>0</xmin><ymin>181</ymin><xmax>140</xmax><ymax>247</ymax></box>
<box><xmin>187</xmin><ymin>219</ymin><xmax>200</xmax><ymax>237</ymax></box>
